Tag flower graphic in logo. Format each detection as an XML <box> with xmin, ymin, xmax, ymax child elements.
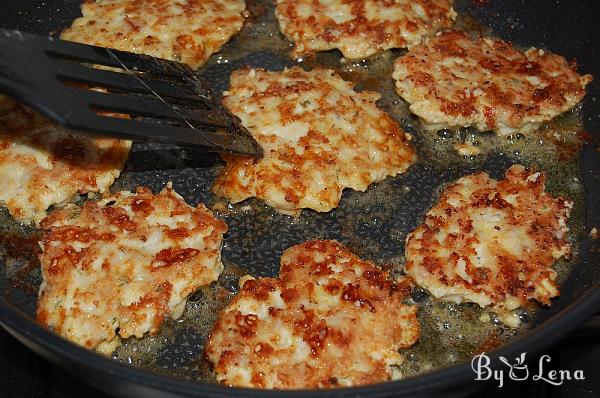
<box><xmin>498</xmin><ymin>353</ymin><xmax>529</xmax><ymax>381</ymax></box>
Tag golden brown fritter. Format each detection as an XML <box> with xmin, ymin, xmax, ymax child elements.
<box><xmin>276</xmin><ymin>0</ymin><xmax>456</xmax><ymax>59</ymax></box>
<box><xmin>212</xmin><ymin>67</ymin><xmax>416</xmax><ymax>215</ymax></box>
<box><xmin>393</xmin><ymin>31</ymin><xmax>592</xmax><ymax>135</ymax></box>
<box><xmin>205</xmin><ymin>240</ymin><xmax>419</xmax><ymax>389</ymax></box>
<box><xmin>37</xmin><ymin>184</ymin><xmax>227</xmax><ymax>354</ymax></box>
<box><xmin>405</xmin><ymin>165</ymin><xmax>572</xmax><ymax>319</ymax></box>
<box><xmin>61</xmin><ymin>0</ymin><xmax>246</xmax><ymax>68</ymax></box>
<box><xmin>0</xmin><ymin>96</ymin><xmax>131</xmax><ymax>224</ymax></box>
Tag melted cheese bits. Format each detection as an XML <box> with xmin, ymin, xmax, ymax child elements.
<box><xmin>212</xmin><ymin>67</ymin><xmax>416</xmax><ymax>215</ymax></box>
<box><xmin>205</xmin><ymin>240</ymin><xmax>419</xmax><ymax>389</ymax></box>
<box><xmin>37</xmin><ymin>184</ymin><xmax>227</xmax><ymax>354</ymax></box>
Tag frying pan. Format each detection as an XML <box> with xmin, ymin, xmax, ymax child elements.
<box><xmin>1</xmin><ymin>0</ymin><xmax>599</xmax><ymax>397</ymax></box>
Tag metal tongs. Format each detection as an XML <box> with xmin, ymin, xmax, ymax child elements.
<box><xmin>0</xmin><ymin>29</ymin><xmax>262</xmax><ymax>157</ymax></box>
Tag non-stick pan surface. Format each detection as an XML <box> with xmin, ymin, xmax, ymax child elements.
<box><xmin>1</xmin><ymin>1</ymin><xmax>599</xmax><ymax>397</ymax></box>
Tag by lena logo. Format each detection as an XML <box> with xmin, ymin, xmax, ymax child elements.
<box><xmin>471</xmin><ymin>352</ymin><xmax>585</xmax><ymax>388</ymax></box>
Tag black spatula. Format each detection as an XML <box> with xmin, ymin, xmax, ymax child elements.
<box><xmin>0</xmin><ymin>29</ymin><xmax>262</xmax><ymax>157</ymax></box>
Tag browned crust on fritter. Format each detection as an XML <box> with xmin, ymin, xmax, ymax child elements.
<box><xmin>37</xmin><ymin>184</ymin><xmax>227</xmax><ymax>354</ymax></box>
<box><xmin>404</xmin><ymin>165</ymin><xmax>572</xmax><ymax>312</ymax></box>
<box><xmin>393</xmin><ymin>30</ymin><xmax>593</xmax><ymax>134</ymax></box>
<box><xmin>276</xmin><ymin>0</ymin><xmax>456</xmax><ymax>59</ymax></box>
<box><xmin>205</xmin><ymin>240</ymin><xmax>419</xmax><ymax>389</ymax></box>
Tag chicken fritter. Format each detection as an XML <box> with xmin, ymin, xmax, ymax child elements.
<box><xmin>393</xmin><ymin>31</ymin><xmax>592</xmax><ymax>135</ymax></box>
<box><xmin>276</xmin><ymin>0</ymin><xmax>456</xmax><ymax>59</ymax></box>
<box><xmin>212</xmin><ymin>67</ymin><xmax>416</xmax><ymax>215</ymax></box>
<box><xmin>37</xmin><ymin>184</ymin><xmax>227</xmax><ymax>354</ymax></box>
<box><xmin>405</xmin><ymin>165</ymin><xmax>572</xmax><ymax>318</ymax></box>
<box><xmin>0</xmin><ymin>96</ymin><xmax>131</xmax><ymax>224</ymax></box>
<box><xmin>61</xmin><ymin>0</ymin><xmax>246</xmax><ymax>68</ymax></box>
<box><xmin>205</xmin><ymin>240</ymin><xmax>419</xmax><ymax>389</ymax></box>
